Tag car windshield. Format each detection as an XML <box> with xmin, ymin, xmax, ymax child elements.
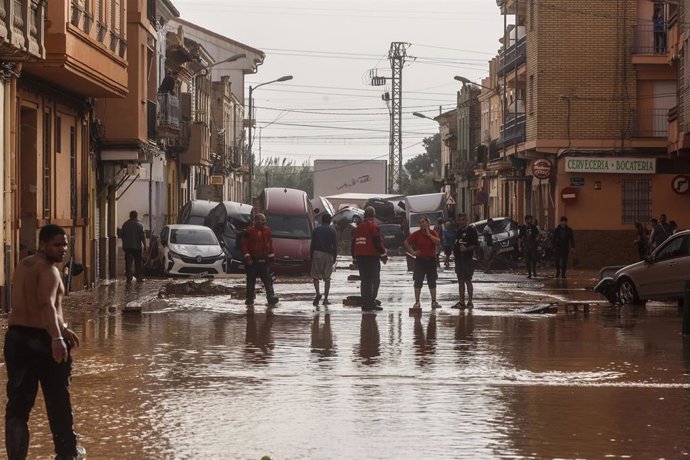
<box><xmin>474</xmin><ymin>219</ymin><xmax>516</xmax><ymax>233</ymax></box>
<box><xmin>223</xmin><ymin>216</ymin><xmax>250</xmax><ymax>237</ymax></box>
<box><xmin>410</xmin><ymin>211</ymin><xmax>444</xmax><ymax>228</ymax></box>
<box><xmin>266</xmin><ymin>214</ymin><xmax>312</xmax><ymax>240</ymax></box>
<box><xmin>171</xmin><ymin>228</ymin><xmax>218</xmax><ymax>245</ymax></box>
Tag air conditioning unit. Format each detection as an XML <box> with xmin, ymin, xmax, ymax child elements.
<box><xmin>210</xmin><ymin>175</ymin><xmax>224</xmax><ymax>185</ymax></box>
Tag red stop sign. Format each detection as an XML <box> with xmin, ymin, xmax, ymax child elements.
<box><xmin>561</xmin><ymin>187</ymin><xmax>578</xmax><ymax>204</ymax></box>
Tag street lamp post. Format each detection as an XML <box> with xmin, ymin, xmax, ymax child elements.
<box><xmin>247</xmin><ymin>75</ymin><xmax>293</xmax><ymax>203</ymax></box>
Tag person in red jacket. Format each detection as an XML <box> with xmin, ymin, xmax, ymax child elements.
<box><xmin>404</xmin><ymin>216</ymin><xmax>441</xmax><ymax>310</ymax></box>
<box><xmin>240</xmin><ymin>213</ymin><xmax>279</xmax><ymax>308</ymax></box>
<box><xmin>352</xmin><ymin>207</ymin><xmax>387</xmax><ymax>311</ymax></box>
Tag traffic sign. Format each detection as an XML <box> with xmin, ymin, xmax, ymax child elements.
<box><xmin>560</xmin><ymin>186</ymin><xmax>578</xmax><ymax>204</ymax></box>
<box><xmin>672</xmin><ymin>175</ymin><xmax>690</xmax><ymax>195</ymax></box>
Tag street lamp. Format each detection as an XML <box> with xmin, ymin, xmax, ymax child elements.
<box><xmin>192</xmin><ymin>53</ymin><xmax>247</xmax><ymax>77</ymax></box>
<box><xmin>413</xmin><ymin>111</ymin><xmax>435</xmax><ymax>120</ymax></box>
<box><xmin>247</xmin><ymin>75</ymin><xmax>293</xmax><ymax>202</ymax></box>
<box><xmin>454</xmin><ymin>75</ymin><xmax>495</xmax><ymax>92</ymax></box>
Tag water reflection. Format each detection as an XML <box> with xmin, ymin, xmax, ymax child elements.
<box><xmin>356</xmin><ymin>314</ymin><xmax>380</xmax><ymax>364</ymax></box>
<box><xmin>245</xmin><ymin>311</ymin><xmax>274</xmax><ymax>364</ymax></box>
<box><xmin>311</xmin><ymin>313</ymin><xmax>335</xmax><ymax>358</ymax></box>
<box><xmin>413</xmin><ymin>313</ymin><xmax>436</xmax><ymax>366</ymax></box>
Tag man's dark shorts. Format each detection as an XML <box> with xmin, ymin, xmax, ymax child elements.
<box><xmin>455</xmin><ymin>261</ymin><xmax>474</xmax><ymax>281</ymax></box>
<box><xmin>413</xmin><ymin>257</ymin><xmax>438</xmax><ymax>289</ymax></box>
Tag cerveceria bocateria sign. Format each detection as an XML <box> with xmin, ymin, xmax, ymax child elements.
<box><xmin>564</xmin><ymin>157</ymin><xmax>656</xmax><ymax>174</ymax></box>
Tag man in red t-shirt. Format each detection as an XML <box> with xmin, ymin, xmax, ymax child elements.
<box><xmin>404</xmin><ymin>216</ymin><xmax>441</xmax><ymax>309</ymax></box>
<box><xmin>240</xmin><ymin>213</ymin><xmax>279</xmax><ymax>308</ymax></box>
<box><xmin>352</xmin><ymin>207</ymin><xmax>388</xmax><ymax>311</ymax></box>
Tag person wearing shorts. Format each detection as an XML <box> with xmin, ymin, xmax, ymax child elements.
<box><xmin>452</xmin><ymin>214</ymin><xmax>479</xmax><ymax>309</ymax></box>
<box><xmin>404</xmin><ymin>216</ymin><xmax>441</xmax><ymax>309</ymax></box>
<box><xmin>310</xmin><ymin>214</ymin><xmax>338</xmax><ymax>307</ymax></box>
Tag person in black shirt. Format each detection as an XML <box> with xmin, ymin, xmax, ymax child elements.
<box><xmin>452</xmin><ymin>214</ymin><xmax>479</xmax><ymax>309</ymax></box>
<box><xmin>552</xmin><ymin>216</ymin><xmax>575</xmax><ymax>278</ymax></box>
<box><xmin>519</xmin><ymin>214</ymin><xmax>540</xmax><ymax>278</ymax></box>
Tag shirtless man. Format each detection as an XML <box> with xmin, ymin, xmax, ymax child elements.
<box><xmin>4</xmin><ymin>225</ymin><xmax>84</xmax><ymax>460</ymax></box>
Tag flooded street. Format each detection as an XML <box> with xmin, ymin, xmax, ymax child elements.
<box><xmin>2</xmin><ymin>257</ymin><xmax>690</xmax><ymax>459</ymax></box>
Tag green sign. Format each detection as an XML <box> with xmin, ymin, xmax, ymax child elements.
<box><xmin>565</xmin><ymin>157</ymin><xmax>655</xmax><ymax>174</ymax></box>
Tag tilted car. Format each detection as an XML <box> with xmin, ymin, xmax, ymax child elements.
<box><xmin>160</xmin><ymin>224</ymin><xmax>227</xmax><ymax>276</ymax></box>
<box><xmin>596</xmin><ymin>229</ymin><xmax>690</xmax><ymax>305</ymax></box>
<box><xmin>470</xmin><ymin>217</ymin><xmax>519</xmax><ymax>261</ymax></box>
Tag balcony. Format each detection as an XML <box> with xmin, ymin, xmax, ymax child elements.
<box><xmin>497</xmin><ymin>36</ymin><xmax>525</xmax><ymax>78</ymax></box>
<box><xmin>631</xmin><ymin>108</ymin><xmax>669</xmax><ymax>138</ymax></box>
<box><xmin>488</xmin><ymin>140</ymin><xmax>501</xmax><ymax>162</ymax></box>
<box><xmin>157</xmin><ymin>93</ymin><xmax>180</xmax><ymax>139</ymax></box>
<box><xmin>497</xmin><ymin>113</ymin><xmax>526</xmax><ymax>149</ymax></box>
<box><xmin>0</xmin><ymin>0</ymin><xmax>45</xmax><ymax>60</ymax></box>
<box><xmin>181</xmin><ymin>122</ymin><xmax>211</xmax><ymax>166</ymax></box>
<box><xmin>632</xmin><ymin>24</ymin><xmax>667</xmax><ymax>56</ymax></box>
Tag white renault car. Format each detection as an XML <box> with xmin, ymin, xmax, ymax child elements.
<box><xmin>160</xmin><ymin>224</ymin><xmax>227</xmax><ymax>276</ymax></box>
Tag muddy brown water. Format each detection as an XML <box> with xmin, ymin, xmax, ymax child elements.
<box><xmin>1</xmin><ymin>258</ymin><xmax>688</xmax><ymax>459</ymax></box>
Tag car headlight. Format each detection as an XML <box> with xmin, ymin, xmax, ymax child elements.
<box><xmin>168</xmin><ymin>250</ymin><xmax>183</xmax><ymax>260</ymax></box>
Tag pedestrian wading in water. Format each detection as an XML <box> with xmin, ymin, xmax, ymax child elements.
<box><xmin>4</xmin><ymin>224</ymin><xmax>85</xmax><ymax>460</ymax></box>
<box><xmin>404</xmin><ymin>216</ymin><xmax>442</xmax><ymax>310</ymax></box>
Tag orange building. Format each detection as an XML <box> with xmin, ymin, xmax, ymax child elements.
<box><xmin>480</xmin><ymin>0</ymin><xmax>690</xmax><ymax>267</ymax></box>
<box><xmin>13</xmin><ymin>0</ymin><xmax>128</xmax><ymax>292</ymax></box>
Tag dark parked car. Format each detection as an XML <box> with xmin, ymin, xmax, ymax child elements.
<box><xmin>364</xmin><ymin>198</ymin><xmax>405</xmax><ymax>223</ymax></box>
<box><xmin>471</xmin><ymin>217</ymin><xmax>519</xmax><ymax>261</ymax></box>
<box><xmin>178</xmin><ymin>200</ymin><xmax>219</xmax><ymax>225</ymax></box>
<box><xmin>379</xmin><ymin>223</ymin><xmax>404</xmax><ymax>255</ymax></box>
<box><xmin>204</xmin><ymin>201</ymin><xmax>253</xmax><ymax>273</ymax></box>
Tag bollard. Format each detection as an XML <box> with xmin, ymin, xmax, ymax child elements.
<box><xmin>683</xmin><ymin>280</ymin><xmax>690</xmax><ymax>335</ymax></box>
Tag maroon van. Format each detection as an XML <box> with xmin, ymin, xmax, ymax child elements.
<box><xmin>257</xmin><ymin>187</ymin><xmax>314</xmax><ymax>274</ymax></box>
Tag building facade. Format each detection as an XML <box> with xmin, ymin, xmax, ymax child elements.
<box><xmin>17</xmin><ymin>0</ymin><xmax>128</xmax><ymax>291</ymax></box>
<box><xmin>486</xmin><ymin>0</ymin><xmax>689</xmax><ymax>267</ymax></box>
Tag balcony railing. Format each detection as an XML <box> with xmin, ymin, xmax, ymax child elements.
<box><xmin>0</xmin><ymin>0</ymin><xmax>45</xmax><ymax>59</ymax></box>
<box><xmin>631</xmin><ymin>108</ymin><xmax>669</xmax><ymax>137</ymax></box>
<box><xmin>497</xmin><ymin>113</ymin><xmax>526</xmax><ymax>149</ymax></box>
<box><xmin>497</xmin><ymin>36</ymin><xmax>526</xmax><ymax>77</ymax></box>
<box><xmin>157</xmin><ymin>93</ymin><xmax>180</xmax><ymax>133</ymax></box>
<box><xmin>147</xmin><ymin>99</ymin><xmax>156</xmax><ymax>141</ymax></box>
<box><xmin>632</xmin><ymin>24</ymin><xmax>667</xmax><ymax>55</ymax></box>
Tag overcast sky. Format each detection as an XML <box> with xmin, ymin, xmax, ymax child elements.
<box><xmin>173</xmin><ymin>0</ymin><xmax>507</xmax><ymax>165</ymax></box>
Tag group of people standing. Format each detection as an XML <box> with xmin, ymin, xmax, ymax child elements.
<box><xmin>634</xmin><ymin>213</ymin><xmax>678</xmax><ymax>260</ymax></box>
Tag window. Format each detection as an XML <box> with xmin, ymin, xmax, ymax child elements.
<box><xmin>655</xmin><ymin>235</ymin><xmax>685</xmax><ymax>261</ymax></box>
<box><xmin>43</xmin><ymin>112</ymin><xmax>51</xmax><ymax>220</ymax></box>
<box><xmin>529</xmin><ymin>75</ymin><xmax>535</xmax><ymax>115</ymax></box>
<box><xmin>621</xmin><ymin>179</ymin><xmax>652</xmax><ymax>224</ymax></box>
<box><xmin>70</xmin><ymin>126</ymin><xmax>77</xmax><ymax>220</ymax></box>
<box><xmin>55</xmin><ymin>116</ymin><xmax>62</xmax><ymax>153</ymax></box>
<box><xmin>529</xmin><ymin>0</ymin><xmax>535</xmax><ymax>31</ymax></box>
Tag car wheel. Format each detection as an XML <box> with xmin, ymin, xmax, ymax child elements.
<box><xmin>617</xmin><ymin>277</ymin><xmax>641</xmax><ymax>305</ymax></box>
<box><xmin>352</xmin><ymin>216</ymin><xmax>362</xmax><ymax>224</ymax></box>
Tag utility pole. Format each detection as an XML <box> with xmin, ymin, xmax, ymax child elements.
<box><xmin>369</xmin><ymin>42</ymin><xmax>409</xmax><ymax>194</ymax></box>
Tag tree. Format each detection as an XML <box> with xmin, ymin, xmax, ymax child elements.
<box><xmin>400</xmin><ymin>133</ymin><xmax>441</xmax><ymax>195</ymax></box>
<box><xmin>253</xmin><ymin>156</ymin><xmax>313</xmax><ymax>196</ymax></box>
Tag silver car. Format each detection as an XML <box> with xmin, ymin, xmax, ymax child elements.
<box><xmin>600</xmin><ymin>229</ymin><xmax>690</xmax><ymax>304</ymax></box>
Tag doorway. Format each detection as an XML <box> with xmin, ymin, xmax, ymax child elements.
<box><xmin>19</xmin><ymin>107</ymin><xmax>38</xmax><ymax>255</ymax></box>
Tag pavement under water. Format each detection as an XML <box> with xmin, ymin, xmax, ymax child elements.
<box><xmin>1</xmin><ymin>257</ymin><xmax>689</xmax><ymax>459</ymax></box>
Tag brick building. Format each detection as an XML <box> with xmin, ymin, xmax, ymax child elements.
<box><xmin>483</xmin><ymin>0</ymin><xmax>690</xmax><ymax>268</ymax></box>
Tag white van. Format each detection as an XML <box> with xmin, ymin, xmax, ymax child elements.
<box><xmin>404</xmin><ymin>193</ymin><xmax>446</xmax><ymax>234</ymax></box>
